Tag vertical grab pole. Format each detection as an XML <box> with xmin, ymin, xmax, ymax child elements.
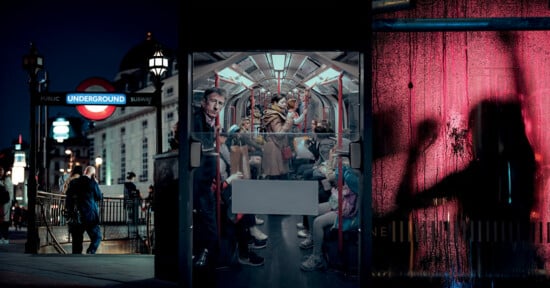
<box><xmin>278</xmin><ymin>71</ymin><xmax>281</xmax><ymax>94</ymax></box>
<box><xmin>337</xmin><ymin>73</ymin><xmax>344</xmax><ymax>252</ymax></box>
<box><xmin>250</xmin><ymin>88</ymin><xmax>255</xmax><ymax>128</ymax></box>
<box><xmin>229</xmin><ymin>106</ymin><xmax>236</xmax><ymax>125</ymax></box>
<box><xmin>214</xmin><ymin>74</ymin><xmax>222</xmax><ymax>242</ymax></box>
<box><xmin>303</xmin><ymin>90</ymin><xmax>309</xmax><ymax>133</ymax></box>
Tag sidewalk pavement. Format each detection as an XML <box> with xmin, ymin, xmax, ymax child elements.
<box><xmin>0</xmin><ymin>228</ymin><xmax>179</xmax><ymax>287</ymax></box>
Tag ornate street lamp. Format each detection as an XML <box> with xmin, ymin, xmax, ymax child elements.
<box><xmin>148</xmin><ymin>46</ymin><xmax>168</xmax><ymax>154</ymax></box>
<box><xmin>22</xmin><ymin>42</ymin><xmax>44</xmax><ymax>254</ymax></box>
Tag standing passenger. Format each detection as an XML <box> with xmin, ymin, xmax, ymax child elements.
<box><xmin>192</xmin><ymin>87</ymin><xmax>227</xmax><ymax>287</ymax></box>
<box><xmin>261</xmin><ymin>94</ymin><xmax>294</xmax><ymax>179</ymax></box>
<box><xmin>193</xmin><ymin>87</ymin><xmax>226</xmax><ymax>151</ymax></box>
<box><xmin>287</xmin><ymin>98</ymin><xmax>307</xmax><ymax>133</ymax></box>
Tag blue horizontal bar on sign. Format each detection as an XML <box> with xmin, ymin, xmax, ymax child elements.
<box><xmin>66</xmin><ymin>93</ymin><xmax>126</xmax><ymax>105</ymax></box>
<box><xmin>231</xmin><ymin>180</ymin><xmax>318</xmax><ymax>216</ymax></box>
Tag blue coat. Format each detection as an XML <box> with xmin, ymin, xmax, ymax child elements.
<box><xmin>66</xmin><ymin>176</ymin><xmax>103</xmax><ymax>225</ymax></box>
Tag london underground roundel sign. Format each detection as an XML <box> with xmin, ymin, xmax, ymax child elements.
<box><xmin>75</xmin><ymin>77</ymin><xmax>117</xmax><ymax>121</ymax></box>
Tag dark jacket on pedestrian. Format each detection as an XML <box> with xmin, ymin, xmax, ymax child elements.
<box><xmin>66</xmin><ymin>176</ymin><xmax>103</xmax><ymax>225</ymax></box>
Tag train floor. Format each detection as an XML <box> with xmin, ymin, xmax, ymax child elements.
<box><xmin>215</xmin><ymin>214</ymin><xmax>359</xmax><ymax>288</ymax></box>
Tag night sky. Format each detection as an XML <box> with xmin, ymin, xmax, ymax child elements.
<box><xmin>0</xmin><ymin>0</ymin><xmax>179</xmax><ymax>150</ymax></box>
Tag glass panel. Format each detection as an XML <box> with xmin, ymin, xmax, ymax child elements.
<box><xmin>191</xmin><ymin>51</ymin><xmax>361</xmax><ymax>287</ymax></box>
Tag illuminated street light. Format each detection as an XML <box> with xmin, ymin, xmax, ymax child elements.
<box><xmin>95</xmin><ymin>156</ymin><xmax>103</xmax><ymax>183</ymax></box>
<box><xmin>148</xmin><ymin>45</ymin><xmax>168</xmax><ymax>154</ymax></box>
<box><xmin>52</xmin><ymin>117</ymin><xmax>70</xmax><ymax>143</ymax></box>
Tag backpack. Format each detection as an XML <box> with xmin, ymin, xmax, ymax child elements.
<box><xmin>328</xmin><ymin>184</ymin><xmax>358</xmax><ymax>218</ymax></box>
<box><xmin>63</xmin><ymin>180</ymin><xmax>82</xmax><ymax>225</ymax></box>
<box><xmin>0</xmin><ymin>184</ymin><xmax>9</xmax><ymax>205</ymax></box>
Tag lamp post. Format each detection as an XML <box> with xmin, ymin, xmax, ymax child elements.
<box><xmin>95</xmin><ymin>156</ymin><xmax>103</xmax><ymax>183</ymax></box>
<box><xmin>22</xmin><ymin>42</ymin><xmax>43</xmax><ymax>254</ymax></box>
<box><xmin>148</xmin><ymin>46</ymin><xmax>168</xmax><ymax>155</ymax></box>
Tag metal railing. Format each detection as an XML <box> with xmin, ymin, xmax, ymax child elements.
<box><xmin>35</xmin><ymin>191</ymin><xmax>154</xmax><ymax>254</ymax></box>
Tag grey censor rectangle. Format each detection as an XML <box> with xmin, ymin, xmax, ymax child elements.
<box><xmin>231</xmin><ymin>180</ymin><xmax>319</xmax><ymax>215</ymax></box>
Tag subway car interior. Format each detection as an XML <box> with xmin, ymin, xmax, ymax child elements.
<box><xmin>189</xmin><ymin>51</ymin><xmax>362</xmax><ymax>288</ymax></box>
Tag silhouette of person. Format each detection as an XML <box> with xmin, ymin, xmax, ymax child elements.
<box><xmin>65</xmin><ymin>165</ymin><xmax>103</xmax><ymax>254</ymax></box>
<box><xmin>124</xmin><ymin>171</ymin><xmax>142</xmax><ymax>228</ymax></box>
<box><xmin>391</xmin><ymin>98</ymin><xmax>537</xmax><ymax>276</ymax></box>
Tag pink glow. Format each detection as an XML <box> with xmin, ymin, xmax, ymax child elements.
<box><xmin>373</xmin><ymin>0</ymin><xmax>550</xmax><ymax>277</ymax></box>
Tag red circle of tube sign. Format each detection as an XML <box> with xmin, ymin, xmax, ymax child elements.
<box><xmin>75</xmin><ymin>77</ymin><xmax>117</xmax><ymax>121</ymax></box>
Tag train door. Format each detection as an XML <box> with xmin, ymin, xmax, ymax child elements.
<box><xmin>186</xmin><ymin>51</ymin><xmax>364</xmax><ymax>288</ymax></box>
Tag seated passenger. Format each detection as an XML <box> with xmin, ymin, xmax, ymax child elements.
<box><xmin>215</xmin><ymin>171</ymin><xmax>266</xmax><ymax>267</ymax></box>
<box><xmin>291</xmin><ymin>136</ymin><xmax>316</xmax><ymax>176</ymax></box>
<box><xmin>296</xmin><ymin>127</ymin><xmax>337</xmax><ymax>239</ymax></box>
<box><xmin>296</xmin><ymin>126</ymin><xmax>336</xmax><ymax>179</ymax></box>
<box><xmin>217</xmin><ymin>131</ymin><xmax>267</xmax><ymax>255</ymax></box>
<box><xmin>299</xmin><ymin>164</ymin><xmax>359</xmax><ymax>272</ymax></box>
<box><xmin>228</xmin><ymin>118</ymin><xmax>263</xmax><ymax>180</ymax></box>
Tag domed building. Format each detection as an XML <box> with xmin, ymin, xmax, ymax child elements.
<box><xmin>86</xmin><ymin>32</ymin><xmax>178</xmax><ymax>193</ymax></box>
<box><xmin>114</xmin><ymin>31</ymin><xmax>176</xmax><ymax>92</ymax></box>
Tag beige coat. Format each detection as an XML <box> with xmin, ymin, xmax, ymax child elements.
<box><xmin>261</xmin><ymin>105</ymin><xmax>293</xmax><ymax>176</ymax></box>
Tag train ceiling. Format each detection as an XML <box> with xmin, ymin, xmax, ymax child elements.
<box><xmin>192</xmin><ymin>52</ymin><xmax>360</xmax><ymax>98</ymax></box>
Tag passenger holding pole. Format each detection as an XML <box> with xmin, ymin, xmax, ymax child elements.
<box><xmin>261</xmin><ymin>94</ymin><xmax>294</xmax><ymax>180</ymax></box>
<box><xmin>192</xmin><ymin>87</ymin><xmax>227</xmax><ymax>287</ymax></box>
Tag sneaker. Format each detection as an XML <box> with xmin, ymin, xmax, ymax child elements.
<box><xmin>297</xmin><ymin>229</ymin><xmax>310</xmax><ymax>238</ymax></box>
<box><xmin>300</xmin><ymin>254</ymin><xmax>326</xmax><ymax>271</ymax></box>
<box><xmin>250</xmin><ymin>225</ymin><xmax>268</xmax><ymax>241</ymax></box>
<box><xmin>248</xmin><ymin>238</ymin><xmax>267</xmax><ymax>249</ymax></box>
<box><xmin>296</xmin><ymin>222</ymin><xmax>305</xmax><ymax>230</ymax></box>
<box><xmin>255</xmin><ymin>216</ymin><xmax>264</xmax><ymax>225</ymax></box>
<box><xmin>299</xmin><ymin>237</ymin><xmax>313</xmax><ymax>249</ymax></box>
<box><xmin>239</xmin><ymin>251</ymin><xmax>264</xmax><ymax>266</ymax></box>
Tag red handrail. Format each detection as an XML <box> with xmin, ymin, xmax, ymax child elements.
<box><xmin>337</xmin><ymin>73</ymin><xmax>344</xmax><ymax>252</ymax></box>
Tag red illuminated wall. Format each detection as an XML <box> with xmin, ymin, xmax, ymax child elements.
<box><xmin>372</xmin><ymin>0</ymin><xmax>550</xmax><ymax>276</ymax></box>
